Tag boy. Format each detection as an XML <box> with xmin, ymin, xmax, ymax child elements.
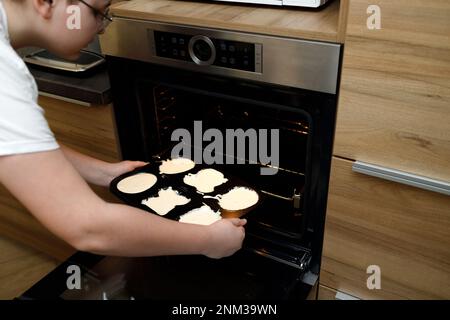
<box><xmin>0</xmin><ymin>0</ymin><xmax>246</xmax><ymax>258</ymax></box>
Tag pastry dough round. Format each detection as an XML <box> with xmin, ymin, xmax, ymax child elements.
<box><xmin>141</xmin><ymin>187</ymin><xmax>190</xmax><ymax>216</ymax></box>
<box><xmin>218</xmin><ymin>187</ymin><xmax>259</xmax><ymax>211</ymax></box>
<box><xmin>159</xmin><ymin>158</ymin><xmax>195</xmax><ymax>174</ymax></box>
<box><xmin>116</xmin><ymin>173</ymin><xmax>157</xmax><ymax>194</ymax></box>
<box><xmin>183</xmin><ymin>168</ymin><xmax>228</xmax><ymax>193</ymax></box>
<box><xmin>179</xmin><ymin>205</ymin><xmax>222</xmax><ymax>225</ymax></box>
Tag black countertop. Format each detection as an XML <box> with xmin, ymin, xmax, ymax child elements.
<box><xmin>28</xmin><ymin>64</ymin><xmax>112</xmax><ymax>105</ymax></box>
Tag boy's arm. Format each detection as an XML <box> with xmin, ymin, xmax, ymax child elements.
<box><xmin>60</xmin><ymin>144</ymin><xmax>147</xmax><ymax>187</ymax></box>
<box><xmin>0</xmin><ymin>149</ymin><xmax>245</xmax><ymax>258</ymax></box>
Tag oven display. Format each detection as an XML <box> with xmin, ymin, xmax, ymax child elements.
<box><xmin>154</xmin><ymin>31</ymin><xmax>258</xmax><ymax>72</ymax></box>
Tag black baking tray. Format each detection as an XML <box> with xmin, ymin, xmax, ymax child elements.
<box><xmin>109</xmin><ymin>160</ymin><xmax>263</xmax><ymax>222</ymax></box>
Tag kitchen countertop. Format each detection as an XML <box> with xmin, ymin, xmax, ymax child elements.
<box><xmin>110</xmin><ymin>0</ymin><xmax>349</xmax><ymax>43</ymax></box>
<box><xmin>28</xmin><ymin>64</ymin><xmax>112</xmax><ymax>105</ymax></box>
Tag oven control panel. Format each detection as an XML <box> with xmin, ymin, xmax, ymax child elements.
<box><xmin>154</xmin><ymin>31</ymin><xmax>262</xmax><ymax>73</ymax></box>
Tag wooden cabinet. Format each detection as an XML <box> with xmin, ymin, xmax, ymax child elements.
<box><xmin>334</xmin><ymin>0</ymin><xmax>450</xmax><ymax>181</ymax></box>
<box><xmin>0</xmin><ymin>96</ymin><xmax>120</xmax><ymax>261</ymax></box>
<box><xmin>39</xmin><ymin>95</ymin><xmax>122</xmax><ymax>204</ymax></box>
<box><xmin>321</xmin><ymin>0</ymin><xmax>450</xmax><ymax>300</ymax></box>
<box><xmin>321</xmin><ymin>158</ymin><xmax>450</xmax><ymax>299</ymax></box>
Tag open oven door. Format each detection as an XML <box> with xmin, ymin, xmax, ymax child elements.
<box><xmin>18</xmin><ymin>232</ymin><xmax>316</xmax><ymax>300</ymax></box>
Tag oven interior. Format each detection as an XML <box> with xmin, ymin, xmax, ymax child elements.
<box><xmin>137</xmin><ymin>83</ymin><xmax>310</xmax><ymax>239</ymax></box>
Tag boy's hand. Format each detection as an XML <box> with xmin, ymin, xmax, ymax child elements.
<box><xmin>203</xmin><ymin>218</ymin><xmax>247</xmax><ymax>259</ymax></box>
<box><xmin>102</xmin><ymin>160</ymin><xmax>148</xmax><ymax>186</ymax></box>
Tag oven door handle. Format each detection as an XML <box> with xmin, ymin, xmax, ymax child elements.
<box><xmin>352</xmin><ymin>161</ymin><xmax>450</xmax><ymax>196</ymax></box>
<box><xmin>243</xmin><ymin>247</ymin><xmax>310</xmax><ymax>271</ymax></box>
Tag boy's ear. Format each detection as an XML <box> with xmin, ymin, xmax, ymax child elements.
<box><xmin>31</xmin><ymin>0</ymin><xmax>54</xmax><ymax>19</ymax></box>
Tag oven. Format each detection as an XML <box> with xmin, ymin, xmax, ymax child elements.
<box><xmin>19</xmin><ymin>19</ymin><xmax>341</xmax><ymax>301</ymax></box>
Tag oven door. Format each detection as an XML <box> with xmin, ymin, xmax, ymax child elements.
<box><xmin>19</xmin><ymin>249</ymin><xmax>314</xmax><ymax>300</ymax></box>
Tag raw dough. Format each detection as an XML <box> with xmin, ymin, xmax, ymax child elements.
<box><xmin>159</xmin><ymin>158</ymin><xmax>195</xmax><ymax>174</ymax></box>
<box><xmin>179</xmin><ymin>205</ymin><xmax>222</xmax><ymax>225</ymax></box>
<box><xmin>183</xmin><ymin>168</ymin><xmax>228</xmax><ymax>193</ymax></box>
<box><xmin>218</xmin><ymin>187</ymin><xmax>259</xmax><ymax>211</ymax></box>
<box><xmin>116</xmin><ymin>173</ymin><xmax>157</xmax><ymax>194</ymax></box>
<box><xmin>141</xmin><ymin>187</ymin><xmax>190</xmax><ymax>216</ymax></box>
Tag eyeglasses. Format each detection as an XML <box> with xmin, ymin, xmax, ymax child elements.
<box><xmin>78</xmin><ymin>0</ymin><xmax>113</xmax><ymax>31</ymax></box>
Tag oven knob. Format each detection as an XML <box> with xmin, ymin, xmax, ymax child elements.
<box><xmin>188</xmin><ymin>35</ymin><xmax>216</xmax><ymax>66</ymax></box>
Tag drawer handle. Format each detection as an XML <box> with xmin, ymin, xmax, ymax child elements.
<box><xmin>39</xmin><ymin>91</ymin><xmax>91</xmax><ymax>107</ymax></box>
<box><xmin>335</xmin><ymin>291</ymin><xmax>359</xmax><ymax>300</ymax></box>
<box><xmin>352</xmin><ymin>161</ymin><xmax>450</xmax><ymax>196</ymax></box>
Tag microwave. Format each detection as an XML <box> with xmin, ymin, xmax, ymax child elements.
<box><xmin>211</xmin><ymin>0</ymin><xmax>331</xmax><ymax>8</ymax></box>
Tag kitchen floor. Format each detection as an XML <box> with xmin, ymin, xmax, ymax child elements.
<box><xmin>0</xmin><ymin>236</ymin><xmax>59</xmax><ymax>299</ymax></box>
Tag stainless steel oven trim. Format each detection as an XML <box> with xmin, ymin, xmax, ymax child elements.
<box><xmin>100</xmin><ymin>18</ymin><xmax>341</xmax><ymax>94</ymax></box>
<box><xmin>148</xmin><ymin>31</ymin><xmax>263</xmax><ymax>73</ymax></box>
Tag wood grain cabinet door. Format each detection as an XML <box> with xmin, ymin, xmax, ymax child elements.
<box><xmin>0</xmin><ymin>96</ymin><xmax>120</xmax><ymax>261</ymax></box>
<box><xmin>39</xmin><ymin>96</ymin><xmax>119</xmax><ymax>163</ymax></box>
<box><xmin>334</xmin><ymin>0</ymin><xmax>450</xmax><ymax>182</ymax></box>
<box><xmin>38</xmin><ymin>95</ymin><xmax>121</xmax><ymax>204</ymax></box>
<box><xmin>321</xmin><ymin>157</ymin><xmax>450</xmax><ymax>300</ymax></box>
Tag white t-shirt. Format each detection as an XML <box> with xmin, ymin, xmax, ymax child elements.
<box><xmin>0</xmin><ymin>2</ymin><xmax>59</xmax><ymax>156</ymax></box>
